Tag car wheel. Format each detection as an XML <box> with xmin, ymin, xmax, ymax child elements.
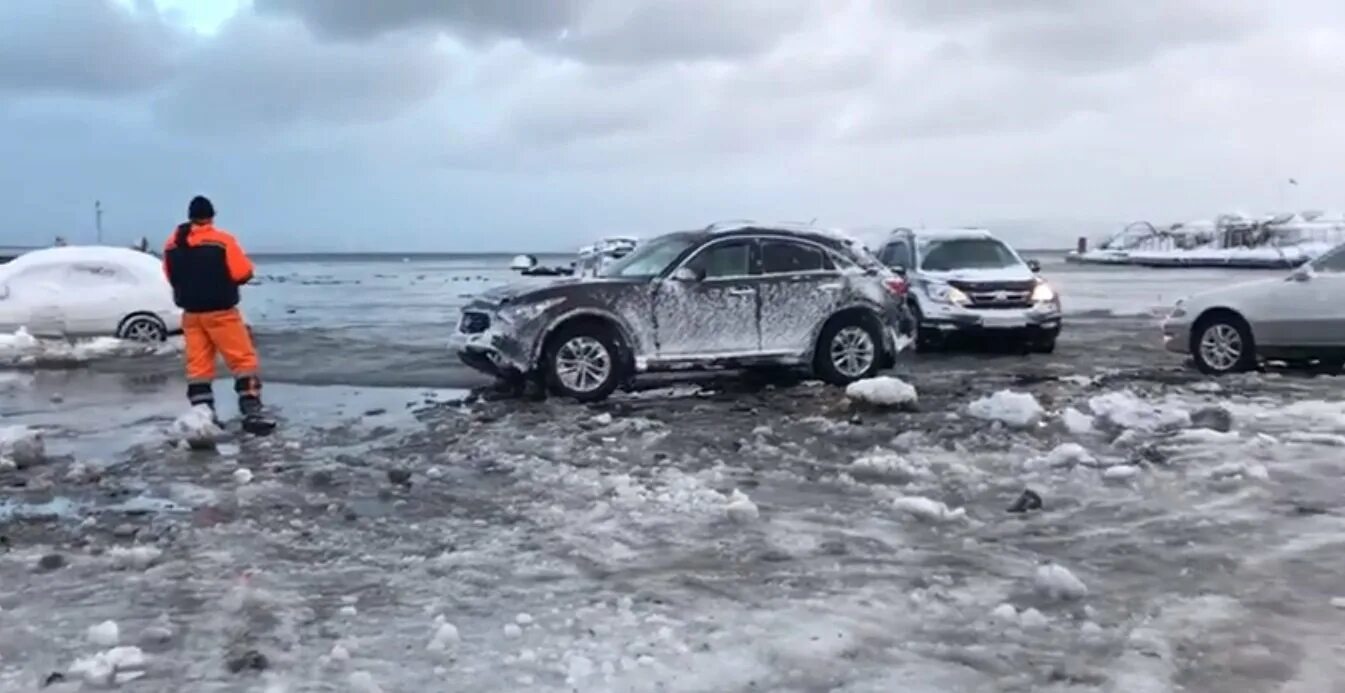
<box><xmin>543</xmin><ymin>323</ymin><xmax>623</xmax><ymax>402</ymax></box>
<box><xmin>117</xmin><ymin>314</ymin><xmax>167</xmax><ymax>342</ymax></box>
<box><xmin>814</xmin><ymin>315</ymin><xmax>883</xmax><ymax>386</ymax></box>
<box><xmin>1192</xmin><ymin>313</ymin><xmax>1256</xmax><ymax>375</ymax></box>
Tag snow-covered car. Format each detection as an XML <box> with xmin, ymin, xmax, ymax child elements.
<box><xmin>0</xmin><ymin>246</ymin><xmax>181</xmax><ymax>341</ymax></box>
<box><xmin>874</xmin><ymin>228</ymin><xmax>1062</xmax><ymax>353</ymax></box>
<box><xmin>453</xmin><ymin>223</ymin><xmax>911</xmax><ymax>401</ymax></box>
<box><xmin>1161</xmin><ymin>241</ymin><xmax>1345</xmax><ymax>374</ymax></box>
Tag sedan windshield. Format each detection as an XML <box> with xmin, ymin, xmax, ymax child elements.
<box><xmin>600</xmin><ymin>235</ymin><xmax>697</xmax><ymax>278</ymax></box>
<box><xmin>919</xmin><ymin>238</ymin><xmax>1021</xmax><ymax>271</ymax></box>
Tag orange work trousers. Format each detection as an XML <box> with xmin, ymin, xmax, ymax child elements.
<box><xmin>183</xmin><ymin>308</ymin><xmax>259</xmax><ymax>387</ymax></box>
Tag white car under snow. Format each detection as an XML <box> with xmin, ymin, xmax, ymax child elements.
<box><xmin>1162</xmin><ymin>241</ymin><xmax>1345</xmax><ymax>373</ymax></box>
<box><xmin>0</xmin><ymin>246</ymin><xmax>181</xmax><ymax>341</ymax></box>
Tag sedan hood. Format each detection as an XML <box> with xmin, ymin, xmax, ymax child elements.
<box><xmin>1183</xmin><ymin>276</ymin><xmax>1286</xmax><ymax>307</ymax></box>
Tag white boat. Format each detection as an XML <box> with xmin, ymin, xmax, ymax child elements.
<box><xmin>1067</xmin><ymin>212</ymin><xmax>1345</xmax><ymax>268</ymax></box>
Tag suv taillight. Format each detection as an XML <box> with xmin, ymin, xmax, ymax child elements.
<box><xmin>883</xmin><ymin>276</ymin><xmax>908</xmax><ymax>298</ymax></box>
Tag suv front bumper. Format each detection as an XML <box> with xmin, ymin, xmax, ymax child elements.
<box><xmin>919</xmin><ymin>302</ymin><xmax>1062</xmax><ymax>338</ymax></box>
<box><xmin>451</xmin><ymin>313</ymin><xmax>534</xmax><ymax>380</ymax></box>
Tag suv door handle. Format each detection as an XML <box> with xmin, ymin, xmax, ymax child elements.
<box><xmin>726</xmin><ymin>288</ymin><xmax>756</xmax><ymax>296</ymax></box>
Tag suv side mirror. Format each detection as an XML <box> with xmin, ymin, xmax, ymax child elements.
<box><xmin>671</xmin><ymin>267</ymin><xmax>701</xmax><ymax>282</ymax></box>
<box><xmin>1027</xmin><ymin>259</ymin><xmax>1042</xmax><ymax>273</ymax></box>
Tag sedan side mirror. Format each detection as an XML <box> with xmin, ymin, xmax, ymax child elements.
<box><xmin>1027</xmin><ymin>259</ymin><xmax>1042</xmax><ymax>273</ymax></box>
<box><xmin>671</xmin><ymin>267</ymin><xmax>701</xmax><ymax>282</ymax></box>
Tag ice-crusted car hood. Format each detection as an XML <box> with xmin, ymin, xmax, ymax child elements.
<box><xmin>473</xmin><ymin>277</ymin><xmax>645</xmax><ymax>306</ymax></box>
<box><xmin>920</xmin><ymin>265</ymin><xmax>1036</xmax><ymax>283</ymax></box>
<box><xmin>1182</xmin><ymin>276</ymin><xmax>1287</xmax><ymax>308</ymax></box>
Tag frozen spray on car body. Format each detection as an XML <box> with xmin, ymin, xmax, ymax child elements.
<box><xmin>162</xmin><ymin>196</ymin><xmax>275</xmax><ymax>437</ymax></box>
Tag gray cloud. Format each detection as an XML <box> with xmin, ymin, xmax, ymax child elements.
<box><xmin>0</xmin><ymin>0</ymin><xmax>181</xmax><ymax>95</ymax></box>
<box><xmin>153</xmin><ymin>15</ymin><xmax>452</xmax><ymax>132</ymax></box>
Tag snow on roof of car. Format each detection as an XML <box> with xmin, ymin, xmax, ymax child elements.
<box><xmin>1</xmin><ymin>245</ymin><xmax>162</xmax><ymax>279</ymax></box>
<box><xmin>906</xmin><ymin>227</ymin><xmax>995</xmax><ymax>241</ymax></box>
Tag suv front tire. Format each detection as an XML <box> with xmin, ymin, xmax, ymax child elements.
<box><xmin>543</xmin><ymin>321</ymin><xmax>625</xmax><ymax>401</ymax></box>
<box><xmin>814</xmin><ymin>314</ymin><xmax>884</xmax><ymax>385</ymax></box>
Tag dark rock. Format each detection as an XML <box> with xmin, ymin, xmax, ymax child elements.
<box><xmin>42</xmin><ymin>672</ymin><xmax>65</xmax><ymax>687</ymax></box>
<box><xmin>1190</xmin><ymin>406</ymin><xmax>1234</xmax><ymax>433</ymax></box>
<box><xmin>363</xmin><ymin>408</ymin><xmax>387</xmax><ymax>417</ymax></box>
<box><xmin>226</xmin><ymin>649</ymin><xmax>269</xmax><ymax>673</ymax></box>
<box><xmin>1135</xmin><ymin>445</ymin><xmax>1167</xmax><ymax>466</ymax></box>
<box><xmin>307</xmin><ymin>470</ymin><xmax>335</xmax><ymax>489</ymax></box>
<box><xmin>37</xmin><ymin>553</ymin><xmax>67</xmax><ymax>572</ymax></box>
<box><xmin>387</xmin><ymin>468</ymin><xmax>413</xmax><ymax>485</ymax></box>
<box><xmin>112</xmin><ymin>524</ymin><xmax>139</xmax><ymax>539</ymax></box>
<box><xmin>1007</xmin><ymin>489</ymin><xmax>1044</xmax><ymax>514</ymax></box>
<box><xmin>343</xmin><ymin>510</ymin><xmax>359</xmax><ymax>522</ymax></box>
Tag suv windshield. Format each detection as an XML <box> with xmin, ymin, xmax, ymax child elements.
<box><xmin>919</xmin><ymin>238</ymin><xmax>1021</xmax><ymax>271</ymax></box>
<box><xmin>599</xmin><ymin>234</ymin><xmax>697</xmax><ymax>278</ymax></box>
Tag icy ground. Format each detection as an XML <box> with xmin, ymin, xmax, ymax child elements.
<box><xmin>4</xmin><ymin>356</ymin><xmax>1345</xmax><ymax>692</ymax></box>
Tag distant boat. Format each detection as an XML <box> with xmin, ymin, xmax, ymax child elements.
<box><xmin>1067</xmin><ymin>212</ymin><xmax>1345</xmax><ymax>268</ymax></box>
<box><xmin>575</xmin><ymin>236</ymin><xmax>638</xmax><ymax>277</ymax></box>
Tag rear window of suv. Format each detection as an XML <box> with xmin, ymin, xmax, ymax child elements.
<box><xmin>919</xmin><ymin>238</ymin><xmax>1020</xmax><ymax>271</ymax></box>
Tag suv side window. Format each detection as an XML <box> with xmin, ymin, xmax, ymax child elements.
<box><xmin>1313</xmin><ymin>245</ymin><xmax>1345</xmax><ymax>273</ymax></box>
<box><xmin>880</xmin><ymin>240</ymin><xmax>910</xmax><ymax>268</ymax></box>
<box><xmin>685</xmin><ymin>239</ymin><xmax>753</xmax><ymax>279</ymax></box>
<box><xmin>761</xmin><ymin>240</ymin><xmax>827</xmax><ymax>275</ymax></box>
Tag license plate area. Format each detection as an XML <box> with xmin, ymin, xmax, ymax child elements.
<box><xmin>980</xmin><ymin>315</ymin><xmax>1028</xmax><ymax>329</ymax></box>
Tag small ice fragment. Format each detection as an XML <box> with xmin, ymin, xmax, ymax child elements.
<box><xmin>892</xmin><ymin>496</ymin><xmax>966</xmax><ymax>523</ymax></box>
<box><xmin>1034</xmin><ymin>563</ymin><xmax>1088</xmax><ymax>601</ymax></box>
<box><xmin>108</xmin><ymin>545</ymin><xmax>162</xmax><ymax>571</ymax></box>
<box><xmin>845</xmin><ymin>376</ymin><xmax>918</xmax><ymax>408</ymax></box>
<box><xmin>1031</xmin><ymin>443</ymin><xmax>1095</xmax><ymax>470</ymax></box>
<box><xmin>427</xmin><ymin>623</ymin><xmax>461</xmax><ymax>652</ymax></box>
<box><xmin>724</xmin><ymin>489</ymin><xmax>759</xmax><ymax>523</ymax></box>
<box><xmin>601</xmin><ymin>660</ymin><xmax>616</xmax><ymax>676</ymax></box>
<box><xmin>519</xmin><ymin>648</ymin><xmax>537</xmax><ymax>663</ymax></box>
<box><xmin>339</xmin><ymin>606</ymin><xmax>358</xmax><ymax>617</ymax></box>
<box><xmin>1330</xmin><ymin>597</ymin><xmax>1345</xmax><ymax>609</ymax></box>
<box><xmin>518</xmin><ymin>675</ymin><xmax>535</xmax><ymax>686</ymax></box>
<box><xmin>348</xmin><ymin>671</ymin><xmax>384</xmax><ymax>693</ymax></box>
<box><xmin>426</xmin><ymin>466</ymin><xmax>444</xmax><ymax>480</ymax></box>
<box><xmin>0</xmin><ymin>425</ymin><xmax>45</xmax><ymax>468</ymax></box>
<box><xmin>1018</xmin><ymin>607</ymin><xmax>1048</xmax><ymax>629</ymax></box>
<box><xmin>330</xmin><ymin>644</ymin><xmax>351</xmax><ymax>662</ymax></box>
<box><xmin>567</xmin><ymin>655</ymin><xmax>596</xmax><ymax>681</ymax></box>
<box><xmin>515</xmin><ymin>613</ymin><xmax>534</xmax><ymax>626</ymax></box>
<box><xmin>70</xmin><ymin>646</ymin><xmax>146</xmax><ymax>686</ymax></box>
<box><xmin>88</xmin><ymin>620</ymin><xmax>121</xmax><ymax>647</ymax></box>
<box><xmin>1080</xmin><ymin>621</ymin><xmax>1104</xmax><ymax>636</ymax></box>
<box><xmin>1244</xmin><ymin>464</ymin><xmax>1270</xmax><ymax>481</ymax></box>
<box><xmin>1102</xmin><ymin>464</ymin><xmax>1141</xmax><ymax>481</ymax></box>
<box><xmin>592</xmin><ymin>413</ymin><xmax>613</xmax><ymax>426</ymax></box>
<box><xmin>990</xmin><ymin>603</ymin><xmax>1018</xmax><ymax>623</ymax></box>
<box><xmin>233</xmin><ymin>468</ymin><xmax>254</xmax><ymax>485</ymax></box>
<box><xmin>968</xmin><ymin>390</ymin><xmax>1044</xmax><ymax>428</ymax></box>
<box><xmin>504</xmin><ymin>623</ymin><xmax>523</xmax><ymax>638</ymax></box>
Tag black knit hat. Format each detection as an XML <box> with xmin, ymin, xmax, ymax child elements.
<box><xmin>188</xmin><ymin>195</ymin><xmax>215</xmax><ymax>221</ymax></box>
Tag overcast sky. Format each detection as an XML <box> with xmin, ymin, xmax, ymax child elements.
<box><xmin>2</xmin><ymin>0</ymin><xmax>1342</xmax><ymax>252</ymax></box>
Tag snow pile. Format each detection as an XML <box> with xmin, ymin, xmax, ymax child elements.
<box><xmin>892</xmin><ymin>496</ymin><xmax>966</xmax><ymax>523</ymax></box>
<box><xmin>0</xmin><ymin>425</ymin><xmax>45</xmax><ymax>469</ymax></box>
<box><xmin>968</xmin><ymin>390</ymin><xmax>1044</xmax><ymax>428</ymax></box>
<box><xmin>724</xmin><ymin>489</ymin><xmax>760</xmax><ymax>523</ymax></box>
<box><xmin>0</xmin><ymin>327</ymin><xmax>177</xmax><ymax>367</ymax></box>
<box><xmin>170</xmin><ymin>405</ymin><xmax>222</xmax><ymax>444</ymax></box>
<box><xmin>1034</xmin><ymin>563</ymin><xmax>1088</xmax><ymax>601</ymax></box>
<box><xmin>845</xmin><ymin>376</ymin><xmax>918</xmax><ymax>408</ymax></box>
<box><xmin>1027</xmin><ymin>443</ymin><xmax>1096</xmax><ymax>470</ymax></box>
<box><xmin>1088</xmin><ymin>390</ymin><xmax>1190</xmax><ymax>432</ymax></box>
<box><xmin>1102</xmin><ymin>464</ymin><xmax>1141</xmax><ymax>481</ymax></box>
<box><xmin>851</xmin><ymin>451</ymin><xmax>931</xmax><ymax>481</ymax></box>
<box><xmin>108</xmin><ymin>546</ymin><xmax>162</xmax><ymax>571</ymax></box>
<box><xmin>69</xmin><ymin>646</ymin><xmax>147</xmax><ymax>686</ymax></box>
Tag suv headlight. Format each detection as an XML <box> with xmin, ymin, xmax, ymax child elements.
<box><xmin>925</xmin><ymin>282</ymin><xmax>970</xmax><ymax>306</ymax></box>
<box><xmin>499</xmin><ymin>297</ymin><xmax>564</xmax><ymax>325</ymax></box>
<box><xmin>1030</xmin><ymin>281</ymin><xmax>1057</xmax><ymax>303</ymax></box>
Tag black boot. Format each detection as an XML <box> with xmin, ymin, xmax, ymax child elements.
<box><xmin>235</xmin><ymin>376</ymin><xmax>276</xmax><ymax>435</ymax></box>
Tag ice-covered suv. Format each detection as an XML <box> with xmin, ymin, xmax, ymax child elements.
<box><xmin>875</xmin><ymin>228</ymin><xmax>1062</xmax><ymax>353</ymax></box>
<box><xmin>453</xmin><ymin>223</ymin><xmax>911</xmax><ymax>401</ymax></box>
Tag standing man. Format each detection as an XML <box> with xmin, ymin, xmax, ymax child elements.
<box><xmin>163</xmin><ymin>196</ymin><xmax>274</xmax><ymax>433</ymax></box>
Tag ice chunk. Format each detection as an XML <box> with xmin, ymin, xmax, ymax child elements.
<box><xmin>990</xmin><ymin>603</ymin><xmax>1018</xmax><ymax>623</ymax></box>
<box><xmin>233</xmin><ymin>468</ymin><xmax>254</xmax><ymax>485</ymax></box>
<box><xmin>69</xmin><ymin>646</ymin><xmax>146</xmax><ymax>687</ymax></box>
<box><xmin>1034</xmin><ymin>563</ymin><xmax>1088</xmax><ymax>601</ymax></box>
<box><xmin>503</xmin><ymin>623</ymin><xmax>523</xmax><ymax>638</ymax></box>
<box><xmin>349</xmin><ymin>671</ymin><xmax>384</xmax><ymax>693</ymax></box>
<box><xmin>1208</xmin><ymin>461</ymin><xmax>1269</xmax><ymax>482</ymax></box>
<box><xmin>1062</xmin><ymin>407</ymin><xmax>1095</xmax><ymax>434</ymax></box>
<box><xmin>87</xmin><ymin>620</ymin><xmax>121</xmax><ymax>647</ymax></box>
<box><xmin>1102</xmin><ymin>464</ymin><xmax>1141</xmax><ymax>481</ymax></box>
<box><xmin>171</xmin><ymin>405</ymin><xmax>222</xmax><ymax>444</ymax></box>
<box><xmin>427</xmin><ymin>622</ymin><xmax>461</xmax><ymax>652</ymax></box>
<box><xmin>845</xmin><ymin>376</ymin><xmax>918</xmax><ymax>408</ymax></box>
<box><xmin>1330</xmin><ymin>597</ymin><xmax>1345</xmax><ymax>609</ymax></box>
<box><xmin>566</xmin><ymin>655</ymin><xmax>596</xmax><ymax>682</ymax></box>
<box><xmin>968</xmin><ymin>390</ymin><xmax>1044</xmax><ymax>428</ymax></box>
<box><xmin>1088</xmin><ymin>390</ymin><xmax>1190</xmax><ymax>431</ymax></box>
<box><xmin>515</xmin><ymin>613</ymin><xmax>534</xmax><ymax>626</ymax></box>
<box><xmin>0</xmin><ymin>425</ymin><xmax>45</xmax><ymax>469</ymax></box>
<box><xmin>108</xmin><ymin>546</ymin><xmax>163</xmax><ymax>571</ymax></box>
<box><xmin>852</xmin><ymin>451</ymin><xmax>927</xmax><ymax>480</ymax></box>
<box><xmin>892</xmin><ymin>496</ymin><xmax>966</xmax><ymax>523</ymax></box>
<box><xmin>724</xmin><ymin>489</ymin><xmax>760</xmax><ymax>523</ymax></box>
<box><xmin>1018</xmin><ymin>607</ymin><xmax>1049</xmax><ymax>629</ymax></box>
<box><xmin>1029</xmin><ymin>443</ymin><xmax>1096</xmax><ymax>470</ymax></box>
<box><xmin>330</xmin><ymin>644</ymin><xmax>351</xmax><ymax>662</ymax></box>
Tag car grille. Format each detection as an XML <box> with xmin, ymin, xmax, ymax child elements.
<box><xmin>949</xmin><ymin>280</ymin><xmax>1035</xmax><ymax>309</ymax></box>
<box><xmin>459</xmin><ymin>311</ymin><xmax>490</xmax><ymax>334</ymax></box>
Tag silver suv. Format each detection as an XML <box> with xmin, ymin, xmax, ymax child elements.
<box><xmin>876</xmin><ymin>227</ymin><xmax>1062</xmax><ymax>353</ymax></box>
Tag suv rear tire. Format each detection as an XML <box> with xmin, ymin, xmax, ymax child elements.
<box><xmin>543</xmin><ymin>322</ymin><xmax>624</xmax><ymax>402</ymax></box>
<box><xmin>1191</xmin><ymin>312</ymin><xmax>1257</xmax><ymax>375</ymax></box>
<box><xmin>814</xmin><ymin>315</ymin><xmax>884</xmax><ymax>386</ymax></box>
